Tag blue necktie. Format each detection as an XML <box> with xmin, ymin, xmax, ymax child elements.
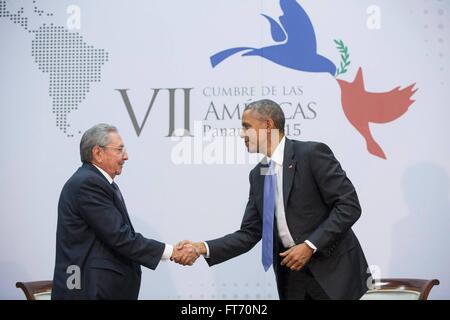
<box><xmin>262</xmin><ymin>160</ymin><xmax>276</xmax><ymax>271</ymax></box>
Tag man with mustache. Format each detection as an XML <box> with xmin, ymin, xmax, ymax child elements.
<box><xmin>52</xmin><ymin>124</ymin><xmax>197</xmax><ymax>299</ymax></box>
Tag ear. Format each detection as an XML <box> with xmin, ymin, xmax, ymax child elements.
<box><xmin>266</xmin><ymin>118</ymin><xmax>276</xmax><ymax>130</ymax></box>
<box><xmin>92</xmin><ymin>146</ymin><xmax>103</xmax><ymax>163</ymax></box>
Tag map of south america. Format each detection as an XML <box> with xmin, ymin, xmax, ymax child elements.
<box><xmin>0</xmin><ymin>0</ymin><xmax>109</xmax><ymax>137</ymax></box>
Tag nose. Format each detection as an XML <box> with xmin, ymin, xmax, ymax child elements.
<box><xmin>123</xmin><ymin>151</ymin><xmax>128</xmax><ymax>161</ymax></box>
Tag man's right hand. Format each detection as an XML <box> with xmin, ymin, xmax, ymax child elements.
<box><xmin>176</xmin><ymin>240</ymin><xmax>207</xmax><ymax>257</ymax></box>
<box><xmin>170</xmin><ymin>242</ymin><xmax>199</xmax><ymax>266</ymax></box>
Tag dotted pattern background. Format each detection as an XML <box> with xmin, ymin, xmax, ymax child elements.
<box><xmin>419</xmin><ymin>0</ymin><xmax>448</xmax><ymax>86</ymax></box>
<box><xmin>31</xmin><ymin>24</ymin><xmax>108</xmax><ymax>136</ymax></box>
<box><xmin>0</xmin><ymin>0</ymin><xmax>109</xmax><ymax>137</ymax></box>
<box><xmin>167</xmin><ymin>281</ymin><xmax>276</xmax><ymax>300</ymax></box>
<box><xmin>0</xmin><ymin>0</ymin><xmax>29</xmax><ymax>30</ymax></box>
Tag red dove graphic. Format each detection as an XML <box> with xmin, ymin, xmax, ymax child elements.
<box><xmin>336</xmin><ymin>67</ymin><xmax>418</xmax><ymax>159</ymax></box>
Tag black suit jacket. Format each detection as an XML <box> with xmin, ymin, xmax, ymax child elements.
<box><xmin>206</xmin><ymin>139</ymin><xmax>369</xmax><ymax>299</ymax></box>
<box><xmin>51</xmin><ymin>163</ymin><xmax>165</xmax><ymax>300</ymax></box>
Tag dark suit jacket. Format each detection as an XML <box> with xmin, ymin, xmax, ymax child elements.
<box><xmin>51</xmin><ymin>163</ymin><xmax>165</xmax><ymax>300</ymax></box>
<box><xmin>206</xmin><ymin>139</ymin><xmax>369</xmax><ymax>300</ymax></box>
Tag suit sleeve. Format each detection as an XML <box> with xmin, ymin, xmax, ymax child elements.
<box><xmin>76</xmin><ymin>177</ymin><xmax>165</xmax><ymax>270</ymax></box>
<box><xmin>205</xmin><ymin>171</ymin><xmax>262</xmax><ymax>266</ymax></box>
<box><xmin>307</xmin><ymin>143</ymin><xmax>362</xmax><ymax>250</ymax></box>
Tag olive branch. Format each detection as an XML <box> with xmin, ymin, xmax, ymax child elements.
<box><xmin>334</xmin><ymin>39</ymin><xmax>351</xmax><ymax>77</ymax></box>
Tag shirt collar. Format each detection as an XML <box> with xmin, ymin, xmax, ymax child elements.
<box><xmin>267</xmin><ymin>136</ymin><xmax>285</xmax><ymax>166</ymax></box>
<box><xmin>93</xmin><ymin>164</ymin><xmax>114</xmax><ymax>184</ymax></box>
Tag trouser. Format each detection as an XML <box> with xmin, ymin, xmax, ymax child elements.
<box><xmin>275</xmin><ymin>243</ymin><xmax>330</xmax><ymax>300</ymax></box>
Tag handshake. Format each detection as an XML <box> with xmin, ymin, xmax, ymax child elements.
<box><xmin>170</xmin><ymin>240</ymin><xmax>206</xmax><ymax>266</ymax></box>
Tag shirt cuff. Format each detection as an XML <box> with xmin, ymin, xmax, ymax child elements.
<box><xmin>161</xmin><ymin>244</ymin><xmax>173</xmax><ymax>261</ymax></box>
<box><xmin>304</xmin><ymin>240</ymin><xmax>317</xmax><ymax>253</ymax></box>
<box><xmin>202</xmin><ymin>241</ymin><xmax>210</xmax><ymax>258</ymax></box>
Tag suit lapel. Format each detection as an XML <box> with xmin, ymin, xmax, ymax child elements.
<box><xmin>83</xmin><ymin>163</ymin><xmax>136</xmax><ymax>232</ymax></box>
<box><xmin>283</xmin><ymin>138</ymin><xmax>297</xmax><ymax>209</ymax></box>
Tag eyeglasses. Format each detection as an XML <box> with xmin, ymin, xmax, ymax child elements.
<box><xmin>101</xmin><ymin>145</ymin><xmax>127</xmax><ymax>155</ymax></box>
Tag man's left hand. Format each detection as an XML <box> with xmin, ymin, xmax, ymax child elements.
<box><xmin>280</xmin><ymin>243</ymin><xmax>314</xmax><ymax>271</ymax></box>
<box><xmin>171</xmin><ymin>242</ymin><xmax>199</xmax><ymax>266</ymax></box>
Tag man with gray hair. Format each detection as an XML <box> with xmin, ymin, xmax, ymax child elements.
<box><xmin>52</xmin><ymin>124</ymin><xmax>197</xmax><ymax>299</ymax></box>
<box><xmin>180</xmin><ymin>99</ymin><xmax>370</xmax><ymax>300</ymax></box>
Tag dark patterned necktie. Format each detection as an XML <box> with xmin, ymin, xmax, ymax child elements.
<box><xmin>111</xmin><ymin>182</ymin><xmax>134</xmax><ymax>231</ymax></box>
<box><xmin>112</xmin><ymin>182</ymin><xmax>125</xmax><ymax>206</ymax></box>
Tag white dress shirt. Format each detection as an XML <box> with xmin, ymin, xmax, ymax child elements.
<box><xmin>93</xmin><ymin>164</ymin><xmax>173</xmax><ymax>260</ymax></box>
<box><xmin>269</xmin><ymin>137</ymin><xmax>317</xmax><ymax>252</ymax></box>
<box><xmin>203</xmin><ymin>137</ymin><xmax>316</xmax><ymax>258</ymax></box>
